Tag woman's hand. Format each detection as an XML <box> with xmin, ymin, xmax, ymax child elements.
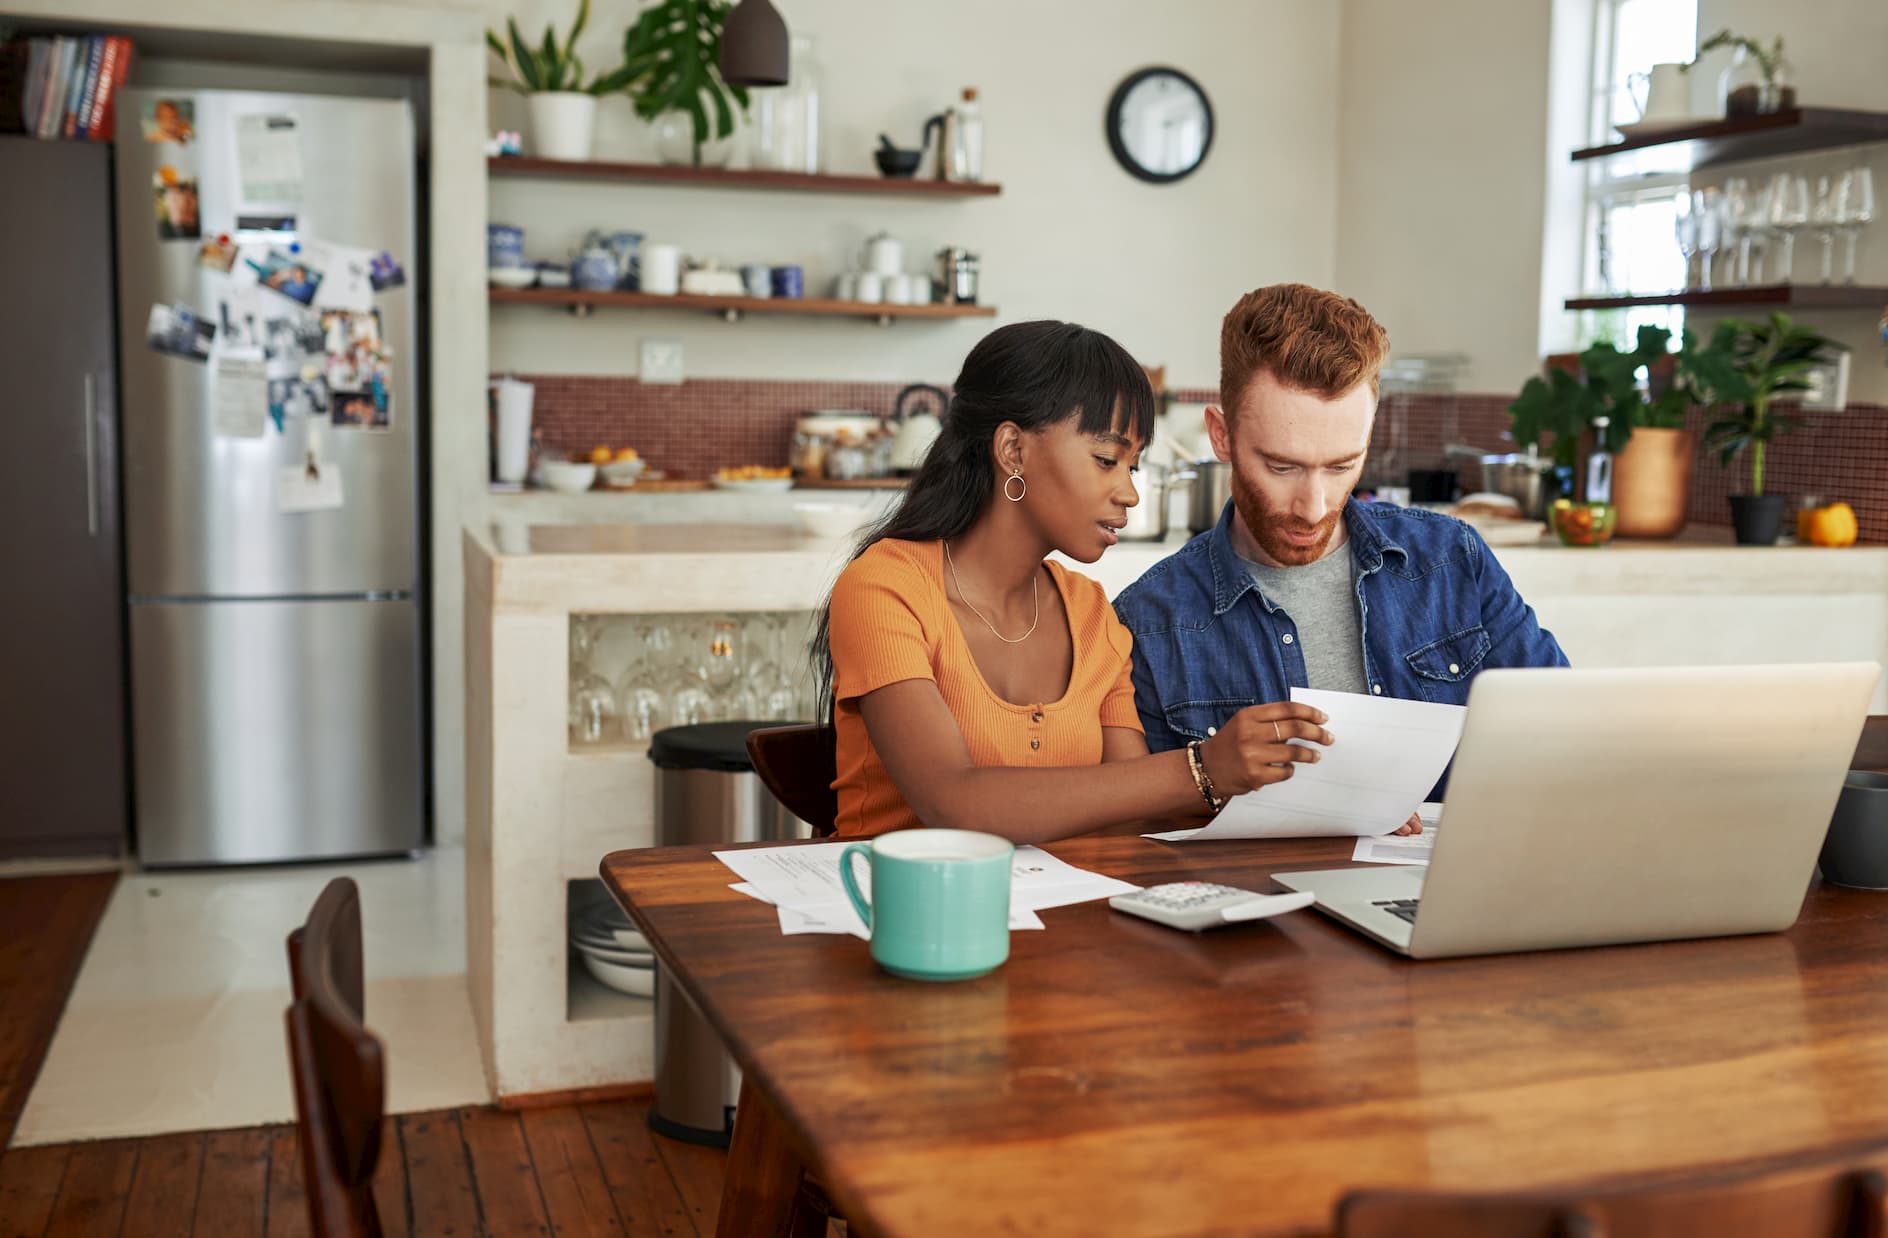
<box><xmin>1196</xmin><ymin>701</ymin><xmax>1333</xmax><ymax>798</ymax></box>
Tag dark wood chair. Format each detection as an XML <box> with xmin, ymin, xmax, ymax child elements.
<box><xmin>1855</xmin><ymin>715</ymin><xmax>1888</xmax><ymax>773</ymax></box>
<box><xmin>285</xmin><ymin>877</ymin><xmax>386</xmax><ymax>1238</ymax></box>
<box><xmin>1336</xmin><ymin>1147</ymin><xmax>1888</xmax><ymax>1238</ymax></box>
<box><xmin>746</xmin><ymin>723</ymin><xmax>839</xmax><ymax>837</ymax></box>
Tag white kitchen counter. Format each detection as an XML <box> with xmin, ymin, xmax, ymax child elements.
<box><xmin>463</xmin><ymin>519</ymin><xmax>1888</xmax><ymax>1099</ymax></box>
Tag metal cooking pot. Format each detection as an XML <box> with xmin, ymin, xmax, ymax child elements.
<box><xmin>1446</xmin><ymin>444</ymin><xmax>1551</xmax><ymax>519</ymax></box>
<box><xmin>1185</xmin><ymin>459</ymin><xmax>1234</xmax><ymax>535</ymax></box>
<box><xmin>1119</xmin><ymin>462</ymin><xmax>1172</xmax><ymax>541</ymax></box>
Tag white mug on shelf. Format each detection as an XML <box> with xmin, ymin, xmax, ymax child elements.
<box><xmin>885</xmin><ymin>273</ymin><xmax>915</xmax><ymax>305</ymax></box>
<box><xmin>641</xmin><ymin>243</ymin><xmax>681</xmax><ymax>295</ymax></box>
<box><xmin>855</xmin><ymin>271</ymin><xmax>884</xmax><ymax>304</ymax></box>
<box><xmin>834</xmin><ymin>271</ymin><xmax>859</xmax><ymax>301</ymax></box>
<box><xmin>865</xmin><ymin>232</ymin><xmax>904</xmax><ymax>277</ymax></box>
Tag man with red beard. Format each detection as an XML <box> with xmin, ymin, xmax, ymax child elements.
<box><xmin>1113</xmin><ymin>284</ymin><xmax>1566</xmax><ymax>806</ymax></box>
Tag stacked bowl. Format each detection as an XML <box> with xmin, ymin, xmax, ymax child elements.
<box><xmin>571</xmin><ymin>900</ymin><xmax>655</xmax><ymax>996</ymax></box>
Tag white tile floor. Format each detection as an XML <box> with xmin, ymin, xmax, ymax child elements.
<box><xmin>11</xmin><ymin>847</ymin><xmax>491</xmax><ymax>1147</ymax></box>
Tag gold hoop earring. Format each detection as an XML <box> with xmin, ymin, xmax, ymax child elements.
<box><xmin>1004</xmin><ymin>472</ymin><xmax>1027</xmax><ymax>502</ymax></box>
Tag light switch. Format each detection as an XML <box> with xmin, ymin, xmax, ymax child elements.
<box><xmin>640</xmin><ymin>338</ymin><xmax>685</xmax><ymax>385</ymax></box>
<box><xmin>1797</xmin><ymin>351</ymin><xmax>1849</xmax><ymax>412</ymax></box>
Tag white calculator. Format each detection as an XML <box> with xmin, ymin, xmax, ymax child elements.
<box><xmin>1108</xmin><ymin>882</ymin><xmax>1316</xmax><ymax>932</ymax></box>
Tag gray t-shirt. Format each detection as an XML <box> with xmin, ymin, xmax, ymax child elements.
<box><xmin>1240</xmin><ymin>546</ymin><xmax>1368</xmax><ymax>695</ymax></box>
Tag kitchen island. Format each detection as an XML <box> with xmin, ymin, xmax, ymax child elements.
<box><xmin>462</xmin><ymin>519</ymin><xmax>1888</xmax><ymax>1099</ymax></box>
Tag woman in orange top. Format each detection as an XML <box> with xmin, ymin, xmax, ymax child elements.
<box><xmin>814</xmin><ymin>321</ymin><xmax>1335</xmax><ymax>843</ymax></box>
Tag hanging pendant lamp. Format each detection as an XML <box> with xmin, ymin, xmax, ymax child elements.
<box><xmin>719</xmin><ymin>0</ymin><xmax>790</xmax><ymax>87</ymax></box>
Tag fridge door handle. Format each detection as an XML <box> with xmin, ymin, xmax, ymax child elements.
<box><xmin>82</xmin><ymin>372</ymin><xmax>99</xmax><ymax>538</ymax></box>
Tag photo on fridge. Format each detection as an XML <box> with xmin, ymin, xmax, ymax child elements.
<box><xmin>145</xmin><ymin>302</ymin><xmax>214</xmax><ymax>363</ymax></box>
<box><xmin>248</xmin><ymin>248</ymin><xmax>323</xmax><ymax>305</ymax></box>
<box><xmin>154</xmin><ymin>167</ymin><xmax>201</xmax><ymax>240</ymax></box>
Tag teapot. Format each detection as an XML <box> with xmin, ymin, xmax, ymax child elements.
<box><xmin>890</xmin><ymin>384</ymin><xmax>947</xmax><ymax>475</ymax></box>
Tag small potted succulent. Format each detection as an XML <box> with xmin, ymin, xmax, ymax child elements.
<box><xmin>487</xmin><ymin>0</ymin><xmax>638</xmax><ymax>162</ymax></box>
<box><xmin>1685</xmin><ymin>29</ymin><xmax>1795</xmax><ymax>116</ymax></box>
<box><xmin>1700</xmin><ymin>312</ymin><xmax>1844</xmax><ymax>545</ymax></box>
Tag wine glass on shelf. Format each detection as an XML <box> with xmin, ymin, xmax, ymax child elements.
<box><xmin>613</xmin><ymin>618</ymin><xmax>668</xmax><ymax>744</ymax></box>
<box><xmin>1837</xmin><ymin>166</ymin><xmax>1876</xmax><ymax>284</ymax></box>
<box><xmin>1813</xmin><ymin>174</ymin><xmax>1840</xmax><ymax>284</ymax></box>
<box><xmin>1723</xmin><ymin>178</ymin><xmax>1753</xmax><ymax>286</ymax></box>
<box><xmin>1674</xmin><ymin>192</ymin><xmax>1700</xmax><ymax>290</ymax></box>
<box><xmin>568</xmin><ymin>615</ymin><xmax>619</xmax><ymax>746</ymax></box>
<box><xmin>1764</xmin><ymin>172</ymin><xmax>1809</xmax><ymax>285</ymax></box>
<box><xmin>1695</xmin><ymin>187</ymin><xmax>1725</xmax><ymax>292</ymax></box>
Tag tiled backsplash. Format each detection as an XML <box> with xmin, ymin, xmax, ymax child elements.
<box><xmin>515</xmin><ymin>374</ymin><xmax>1887</xmax><ymax>542</ymax></box>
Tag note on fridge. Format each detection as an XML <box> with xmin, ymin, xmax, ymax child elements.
<box><xmin>211</xmin><ymin>348</ymin><xmax>267</xmax><ymax>438</ymax></box>
<box><xmin>276</xmin><ymin>458</ymin><xmax>343</xmax><ymax>512</ymax></box>
<box><xmin>1146</xmin><ymin>689</ymin><xmax>1466</xmax><ymax>842</ymax></box>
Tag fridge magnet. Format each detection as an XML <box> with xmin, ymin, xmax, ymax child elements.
<box><xmin>154</xmin><ymin>167</ymin><xmax>201</xmax><ymax>241</ymax></box>
<box><xmin>211</xmin><ymin>349</ymin><xmax>268</xmax><ymax>439</ymax></box>
<box><xmin>248</xmin><ymin>248</ymin><xmax>323</xmax><ymax>305</ymax></box>
<box><xmin>305</xmin><ymin>240</ymin><xmax>375</xmax><ymax>312</ymax></box>
<box><xmin>141</xmin><ymin>98</ymin><xmax>194</xmax><ymax>145</ymax></box>
<box><xmin>332</xmin><ymin>390</ymin><xmax>390</xmax><ymax>431</ymax></box>
<box><xmin>145</xmin><ymin>302</ymin><xmax>214</xmax><ymax>363</ymax></box>
<box><xmin>319</xmin><ymin>309</ymin><xmax>388</xmax><ymax>392</ymax></box>
<box><xmin>198</xmin><ymin>234</ymin><xmax>240</xmax><ymax>273</ymax></box>
<box><xmin>368</xmin><ymin>251</ymin><xmax>406</xmax><ymax>291</ymax></box>
<box><xmin>276</xmin><ymin>456</ymin><xmax>344</xmax><ymax>513</ymax></box>
<box><xmin>235</xmin><ymin>113</ymin><xmax>303</xmax><ymax>204</ymax></box>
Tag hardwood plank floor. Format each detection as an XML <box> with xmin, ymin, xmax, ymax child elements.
<box><xmin>0</xmin><ymin>873</ymin><xmax>118</xmax><ymax>1148</ymax></box>
<box><xmin>0</xmin><ymin>1099</ymin><xmax>762</xmax><ymax>1237</ymax></box>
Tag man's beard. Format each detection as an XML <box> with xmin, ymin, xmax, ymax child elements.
<box><xmin>1229</xmin><ymin>467</ymin><xmax>1342</xmax><ymax>567</ymax></box>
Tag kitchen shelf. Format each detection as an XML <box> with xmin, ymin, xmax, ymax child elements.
<box><xmin>1571</xmin><ymin>108</ymin><xmax>1888</xmax><ymax>169</ymax></box>
<box><xmin>490</xmin><ymin>287</ymin><xmax>997</xmax><ymax>323</ymax></box>
<box><xmin>489</xmin><ymin>155</ymin><xmax>1002</xmax><ymax>197</ymax></box>
<box><xmin>1564</xmin><ymin>284</ymin><xmax>1888</xmax><ymax>310</ymax></box>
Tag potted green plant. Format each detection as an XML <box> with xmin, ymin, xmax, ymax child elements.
<box><xmin>1701</xmin><ymin>312</ymin><xmax>1843</xmax><ymax>545</ymax></box>
<box><xmin>621</xmin><ymin>0</ymin><xmax>750</xmax><ymax>167</ymax></box>
<box><xmin>1685</xmin><ymin>29</ymin><xmax>1794</xmax><ymax>116</ymax></box>
<box><xmin>487</xmin><ymin>0</ymin><xmax>638</xmax><ymax>161</ymax></box>
<box><xmin>1609</xmin><ymin>326</ymin><xmax>1742</xmax><ymax>538</ymax></box>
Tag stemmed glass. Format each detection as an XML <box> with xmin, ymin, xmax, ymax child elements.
<box><xmin>1723</xmin><ymin>178</ymin><xmax>1753</xmax><ymax>286</ymax></box>
<box><xmin>1695</xmin><ymin>188</ymin><xmax>1725</xmax><ymax>292</ymax></box>
<box><xmin>1837</xmin><ymin>166</ymin><xmax>1876</xmax><ymax>284</ymax></box>
<box><xmin>1813</xmin><ymin>175</ymin><xmax>1840</xmax><ymax>284</ymax></box>
<box><xmin>568</xmin><ymin>615</ymin><xmax>619</xmax><ymax>745</ymax></box>
<box><xmin>1764</xmin><ymin>172</ymin><xmax>1809</xmax><ymax>285</ymax></box>
<box><xmin>1674</xmin><ymin>192</ymin><xmax>1700</xmax><ymax>290</ymax></box>
<box><xmin>613</xmin><ymin>618</ymin><xmax>668</xmax><ymax>743</ymax></box>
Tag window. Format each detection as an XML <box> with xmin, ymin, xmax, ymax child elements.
<box><xmin>1581</xmin><ymin>0</ymin><xmax>1697</xmax><ymax>347</ymax></box>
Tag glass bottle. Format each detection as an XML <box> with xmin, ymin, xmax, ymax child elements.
<box><xmin>951</xmin><ymin>87</ymin><xmax>983</xmax><ymax>181</ymax></box>
<box><xmin>1719</xmin><ymin>45</ymin><xmax>1794</xmax><ymax>117</ymax></box>
<box><xmin>751</xmin><ymin>35</ymin><xmax>822</xmax><ymax>174</ymax></box>
<box><xmin>1585</xmin><ymin>416</ymin><xmax>1615</xmax><ymax>505</ymax></box>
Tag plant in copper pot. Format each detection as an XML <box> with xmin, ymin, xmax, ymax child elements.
<box><xmin>1700</xmin><ymin>312</ymin><xmax>1844</xmax><ymax>545</ymax></box>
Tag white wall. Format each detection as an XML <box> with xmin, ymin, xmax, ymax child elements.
<box><xmin>1334</xmin><ymin>0</ymin><xmax>1556</xmax><ymax>396</ymax></box>
<box><xmin>484</xmin><ymin>0</ymin><xmax>1343</xmax><ymax>390</ymax></box>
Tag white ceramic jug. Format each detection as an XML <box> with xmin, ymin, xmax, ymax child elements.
<box><xmin>864</xmin><ymin>232</ymin><xmax>904</xmax><ymax>277</ymax></box>
<box><xmin>1629</xmin><ymin>63</ymin><xmax>1691</xmax><ymax>127</ymax></box>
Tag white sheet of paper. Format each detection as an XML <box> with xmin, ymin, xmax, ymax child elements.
<box><xmin>276</xmin><ymin>462</ymin><xmax>342</xmax><ymax>512</ymax></box>
<box><xmin>212</xmin><ymin>349</ymin><xmax>267</xmax><ymax>438</ymax></box>
<box><xmin>715</xmin><ymin>843</ymin><xmax>1101</xmax><ymax>937</ymax></box>
<box><xmin>1148</xmin><ymin>690</ymin><xmax>1466</xmax><ymax>842</ymax></box>
<box><xmin>1351</xmin><ymin>803</ymin><xmax>1445</xmax><ymax>864</ymax></box>
<box><xmin>305</xmin><ymin>239</ymin><xmax>376</xmax><ymax>311</ymax></box>
<box><xmin>236</xmin><ymin>114</ymin><xmax>303</xmax><ymax>204</ymax></box>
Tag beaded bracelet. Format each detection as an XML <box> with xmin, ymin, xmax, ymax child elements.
<box><xmin>1185</xmin><ymin>739</ymin><xmax>1223</xmax><ymax>813</ymax></box>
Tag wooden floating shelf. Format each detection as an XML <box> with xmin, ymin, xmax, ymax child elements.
<box><xmin>1571</xmin><ymin>107</ymin><xmax>1888</xmax><ymax>170</ymax></box>
<box><xmin>488</xmin><ymin>155</ymin><xmax>1002</xmax><ymax>197</ymax></box>
<box><xmin>490</xmin><ymin>287</ymin><xmax>996</xmax><ymax>322</ymax></box>
<box><xmin>1565</xmin><ymin>284</ymin><xmax>1888</xmax><ymax>310</ymax></box>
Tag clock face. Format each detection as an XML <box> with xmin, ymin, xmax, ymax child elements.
<box><xmin>1107</xmin><ymin>67</ymin><xmax>1215</xmax><ymax>185</ymax></box>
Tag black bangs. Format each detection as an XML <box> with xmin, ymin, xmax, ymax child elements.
<box><xmin>993</xmin><ymin>320</ymin><xmax>1157</xmax><ymax>448</ymax></box>
<box><xmin>1066</xmin><ymin>326</ymin><xmax>1158</xmax><ymax>448</ymax></box>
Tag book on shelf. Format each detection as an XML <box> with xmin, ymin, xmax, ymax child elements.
<box><xmin>6</xmin><ymin>32</ymin><xmax>132</xmax><ymax>140</ymax></box>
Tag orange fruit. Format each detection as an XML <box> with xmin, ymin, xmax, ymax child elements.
<box><xmin>588</xmin><ymin>445</ymin><xmax>612</xmax><ymax>465</ymax></box>
<box><xmin>614</xmin><ymin>447</ymin><xmax>639</xmax><ymax>462</ymax></box>
<box><xmin>1808</xmin><ymin>502</ymin><xmax>1858</xmax><ymax>548</ymax></box>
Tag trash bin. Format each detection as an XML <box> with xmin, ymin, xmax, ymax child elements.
<box><xmin>646</xmin><ymin>720</ymin><xmax>810</xmax><ymax>1145</ymax></box>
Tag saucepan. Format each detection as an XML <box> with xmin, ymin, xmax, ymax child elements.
<box><xmin>1119</xmin><ymin>462</ymin><xmax>1174</xmax><ymax>541</ymax></box>
<box><xmin>1446</xmin><ymin>444</ymin><xmax>1552</xmax><ymax>519</ymax></box>
<box><xmin>1184</xmin><ymin>459</ymin><xmax>1234</xmax><ymax>535</ymax></box>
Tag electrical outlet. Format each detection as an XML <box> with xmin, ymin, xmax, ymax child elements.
<box><xmin>640</xmin><ymin>338</ymin><xmax>685</xmax><ymax>385</ymax></box>
<box><xmin>1797</xmin><ymin>351</ymin><xmax>1850</xmax><ymax>412</ymax></box>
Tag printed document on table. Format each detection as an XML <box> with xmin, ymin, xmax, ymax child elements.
<box><xmin>728</xmin><ymin>879</ymin><xmax>1046</xmax><ymax>935</ymax></box>
<box><xmin>1351</xmin><ymin>803</ymin><xmax>1444</xmax><ymax>864</ymax></box>
<box><xmin>1147</xmin><ymin>690</ymin><xmax>1465</xmax><ymax>841</ymax></box>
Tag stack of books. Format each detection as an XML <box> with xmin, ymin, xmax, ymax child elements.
<box><xmin>3</xmin><ymin>34</ymin><xmax>134</xmax><ymax>140</ymax></box>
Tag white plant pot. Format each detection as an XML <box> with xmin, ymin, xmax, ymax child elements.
<box><xmin>528</xmin><ymin>92</ymin><xmax>597</xmax><ymax>161</ymax></box>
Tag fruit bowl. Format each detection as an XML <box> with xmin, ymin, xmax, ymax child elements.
<box><xmin>1552</xmin><ymin>500</ymin><xmax>1618</xmax><ymax>547</ymax></box>
<box><xmin>599</xmin><ymin>457</ymin><xmax>646</xmax><ymax>487</ymax></box>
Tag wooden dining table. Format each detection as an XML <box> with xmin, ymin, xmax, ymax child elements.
<box><xmin>601</xmin><ymin>802</ymin><xmax>1888</xmax><ymax>1238</ymax></box>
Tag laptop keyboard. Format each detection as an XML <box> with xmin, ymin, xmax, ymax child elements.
<box><xmin>1373</xmin><ymin>898</ymin><xmax>1421</xmax><ymax>925</ymax></box>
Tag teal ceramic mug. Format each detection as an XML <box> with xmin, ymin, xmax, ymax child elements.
<box><xmin>839</xmin><ymin>829</ymin><xmax>1013</xmax><ymax>981</ymax></box>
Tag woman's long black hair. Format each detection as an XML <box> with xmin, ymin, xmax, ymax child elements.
<box><xmin>811</xmin><ymin>320</ymin><xmax>1157</xmax><ymax>722</ymax></box>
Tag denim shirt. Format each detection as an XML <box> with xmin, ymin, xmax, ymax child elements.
<box><xmin>1113</xmin><ymin>499</ymin><xmax>1570</xmax><ymax>753</ymax></box>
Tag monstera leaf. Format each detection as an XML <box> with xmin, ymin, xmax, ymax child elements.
<box><xmin>622</xmin><ymin>0</ymin><xmax>749</xmax><ymax>157</ymax></box>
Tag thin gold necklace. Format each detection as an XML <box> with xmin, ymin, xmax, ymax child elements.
<box><xmin>943</xmin><ymin>540</ymin><xmax>1039</xmax><ymax>644</ymax></box>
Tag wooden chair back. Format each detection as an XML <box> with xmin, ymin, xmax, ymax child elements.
<box><xmin>1337</xmin><ymin>1148</ymin><xmax>1888</xmax><ymax>1238</ymax></box>
<box><xmin>745</xmin><ymin>724</ymin><xmax>840</xmax><ymax>837</ymax></box>
<box><xmin>1855</xmin><ymin>714</ymin><xmax>1888</xmax><ymax>772</ymax></box>
<box><xmin>285</xmin><ymin>876</ymin><xmax>385</xmax><ymax>1238</ymax></box>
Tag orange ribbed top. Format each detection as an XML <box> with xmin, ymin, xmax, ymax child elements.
<box><xmin>827</xmin><ymin>538</ymin><xmax>1142</xmax><ymax>837</ymax></box>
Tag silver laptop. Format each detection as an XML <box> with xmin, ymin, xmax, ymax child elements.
<box><xmin>1272</xmin><ymin>663</ymin><xmax>1881</xmax><ymax>959</ymax></box>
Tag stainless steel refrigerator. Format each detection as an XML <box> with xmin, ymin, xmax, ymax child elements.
<box><xmin>114</xmin><ymin>88</ymin><xmax>425</xmax><ymax>866</ymax></box>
